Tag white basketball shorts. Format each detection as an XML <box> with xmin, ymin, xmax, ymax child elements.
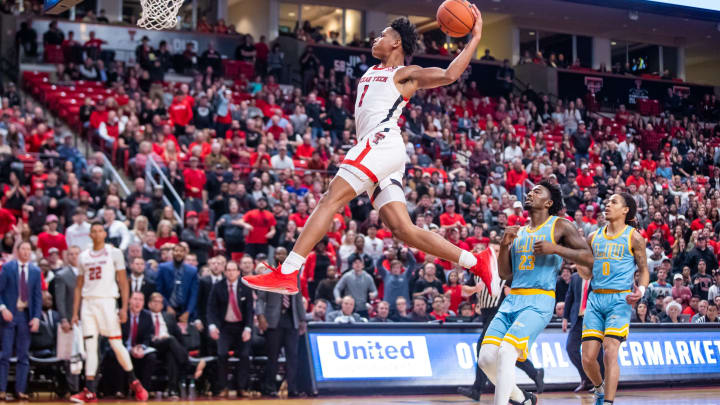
<box><xmin>337</xmin><ymin>128</ymin><xmax>406</xmax><ymax>210</ymax></box>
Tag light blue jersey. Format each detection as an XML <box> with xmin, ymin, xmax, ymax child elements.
<box><xmin>509</xmin><ymin>215</ymin><xmax>564</xmax><ymax>291</ymax></box>
<box><xmin>590</xmin><ymin>225</ymin><xmax>636</xmax><ymax>291</ymax></box>
<box><xmin>483</xmin><ymin>215</ymin><xmax>563</xmax><ymax>361</ymax></box>
<box><xmin>583</xmin><ymin>225</ymin><xmax>637</xmax><ymax>342</ymax></box>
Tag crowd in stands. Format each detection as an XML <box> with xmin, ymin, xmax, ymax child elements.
<box><xmin>2</xmin><ymin>13</ymin><xmax>720</xmax><ymax>400</ymax></box>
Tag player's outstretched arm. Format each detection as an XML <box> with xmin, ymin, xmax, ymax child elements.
<box><xmin>535</xmin><ymin>219</ymin><xmax>594</xmax><ymax>268</ymax></box>
<box><xmin>396</xmin><ymin>4</ymin><xmax>482</xmax><ymax>92</ymax></box>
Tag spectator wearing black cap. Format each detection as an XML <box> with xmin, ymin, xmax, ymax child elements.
<box><xmin>688</xmin><ymin>234</ymin><xmax>718</xmax><ymax>275</ymax></box>
<box><xmin>181</xmin><ymin>210</ymin><xmax>212</xmax><ymax>266</ymax></box>
<box><xmin>691</xmin><ymin>259</ymin><xmax>713</xmax><ymax>300</ymax></box>
<box><xmin>238</xmin><ymin>197</ymin><xmax>276</xmax><ymax>259</ymax></box>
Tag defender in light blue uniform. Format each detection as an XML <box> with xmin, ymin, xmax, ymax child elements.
<box><xmin>477</xmin><ymin>182</ymin><xmax>594</xmax><ymax>405</ymax></box>
<box><xmin>483</xmin><ymin>216</ymin><xmax>563</xmax><ymax>361</ymax></box>
<box><xmin>579</xmin><ymin>193</ymin><xmax>649</xmax><ymax>405</ymax></box>
<box><xmin>582</xmin><ymin>225</ymin><xmax>636</xmax><ymax>342</ymax></box>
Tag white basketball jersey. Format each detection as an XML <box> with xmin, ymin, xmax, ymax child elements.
<box><xmin>78</xmin><ymin>245</ymin><xmax>125</xmax><ymax>299</ymax></box>
<box><xmin>354</xmin><ymin>65</ymin><xmax>408</xmax><ymax>140</ymax></box>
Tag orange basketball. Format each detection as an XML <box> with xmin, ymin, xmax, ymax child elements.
<box><xmin>436</xmin><ymin>0</ymin><xmax>476</xmax><ymax>37</ymax></box>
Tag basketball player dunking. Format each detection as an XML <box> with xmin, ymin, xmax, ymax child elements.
<box><xmin>579</xmin><ymin>194</ymin><xmax>649</xmax><ymax>405</ymax></box>
<box><xmin>243</xmin><ymin>6</ymin><xmax>498</xmax><ymax>296</ymax></box>
<box><xmin>70</xmin><ymin>222</ymin><xmax>148</xmax><ymax>403</ymax></box>
<box><xmin>477</xmin><ymin>182</ymin><xmax>594</xmax><ymax>405</ymax></box>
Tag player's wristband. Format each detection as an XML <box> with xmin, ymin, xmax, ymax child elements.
<box><xmin>637</xmin><ymin>285</ymin><xmax>646</xmax><ymax>297</ymax></box>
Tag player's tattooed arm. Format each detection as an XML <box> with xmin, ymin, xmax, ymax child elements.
<box><xmin>631</xmin><ymin>230</ymin><xmax>650</xmax><ymax>288</ymax></box>
<box><xmin>535</xmin><ymin>219</ymin><xmax>594</xmax><ymax>268</ymax></box>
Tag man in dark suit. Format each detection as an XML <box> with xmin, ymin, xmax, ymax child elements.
<box><xmin>156</xmin><ymin>244</ymin><xmax>198</xmax><ymax>323</ymax></box>
<box><xmin>564</xmin><ymin>271</ymin><xmax>603</xmax><ymax>392</ymax></box>
<box><xmin>148</xmin><ymin>292</ymin><xmax>204</xmax><ymax>398</ymax></box>
<box><xmin>128</xmin><ymin>257</ymin><xmax>156</xmax><ymax>306</ymax></box>
<box><xmin>30</xmin><ymin>291</ymin><xmax>74</xmax><ymax>397</ymax></box>
<box><xmin>0</xmin><ymin>241</ymin><xmax>43</xmax><ymax>400</ymax></box>
<box><xmin>101</xmin><ymin>291</ymin><xmax>157</xmax><ymax>395</ymax></box>
<box><xmin>256</xmin><ymin>247</ymin><xmax>306</xmax><ymax>397</ymax></box>
<box><xmin>53</xmin><ymin>245</ymin><xmax>81</xmax><ymax>393</ymax></box>
<box><xmin>208</xmin><ymin>260</ymin><xmax>253</xmax><ymax>396</ymax></box>
<box><xmin>31</xmin><ymin>291</ymin><xmax>61</xmax><ymax>354</ymax></box>
<box><xmin>195</xmin><ymin>255</ymin><xmax>225</xmax><ymax>396</ymax></box>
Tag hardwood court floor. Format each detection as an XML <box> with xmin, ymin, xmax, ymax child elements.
<box><xmin>27</xmin><ymin>387</ymin><xmax>720</xmax><ymax>404</ymax></box>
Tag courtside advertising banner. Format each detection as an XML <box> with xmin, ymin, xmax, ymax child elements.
<box><xmin>306</xmin><ymin>324</ymin><xmax>720</xmax><ymax>392</ymax></box>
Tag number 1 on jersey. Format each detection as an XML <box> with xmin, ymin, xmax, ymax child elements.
<box><xmin>358</xmin><ymin>84</ymin><xmax>369</xmax><ymax>107</ymax></box>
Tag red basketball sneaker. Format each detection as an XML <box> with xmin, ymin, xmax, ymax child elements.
<box><xmin>470</xmin><ymin>249</ymin><xmax>500</xmax><ymax>297</ymax></box>
<box><xmin>130</xmin><ymin>379</ymin><xmax>148</xmax><ymax>401</ymax></box>
<box><xmin>70</xmin><ymin>388</ymin><xmax>97</xmax><ymax>403</ymax></box>
<box><xmin>241</xmin><ymin>262</ymin><xmax>299</xmax><ymax>295</ymax></box>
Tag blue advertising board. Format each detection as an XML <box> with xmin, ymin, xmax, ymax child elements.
<box><xmin>306</xmin><ymin>324</ymin><xmax>720</xmax><ymax>392</ymax></box>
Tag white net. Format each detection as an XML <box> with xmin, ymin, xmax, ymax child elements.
<box><xmin>137</xmin><ymin>0</ymin><xmax>184</xmax><ymax>30</ymax></box>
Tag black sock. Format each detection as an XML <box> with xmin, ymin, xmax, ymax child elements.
<box><xmin>126</xmin><ymin>370</ymin><xmax>138</xmax><ymax>382</ymax></box>
<box><xmin>604</xmin><ymin>401</ymin><xmax>614</xmax><ymax>405</ymax></box>
<box><xmin>86</xmin><ymin>379</ymin><xmax>97</xmax><ymax>393</ymax></box>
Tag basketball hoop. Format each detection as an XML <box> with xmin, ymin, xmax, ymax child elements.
<box><xmin>137</xmin><ymin>0</ymin><xmax>183</xmax><ymax>30</ymax></box>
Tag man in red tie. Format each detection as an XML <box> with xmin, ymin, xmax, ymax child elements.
<box><xmin>562</xmin><ymin>269</ymin><xmax>604</xmax><ymax>393</ymax></box>
<box><xmin>101</xmin><ymin>292</ymin><xmax>156</xmax><ymax>395</ymax></box>
<box><xmin>147</xmin><ymin>293</ymin><xmax>205</xmax><ymax>399</ymax></box>
<box><xmin>208</xmin><ymin>261</ymin><xmax>254</xmax><ymax>397</ymax></box>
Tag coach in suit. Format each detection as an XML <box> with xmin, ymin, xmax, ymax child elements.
<box><xmin>564</xmin><ymin>272</ymin><xmax>603</xmax><ymax>392</ymax></box>
<box><xmin>208</xmin><ymin>260</ymin><xmax>253</xmax><ymax>395</ymax></box>
<box><xmin>256</xmin><ymin>248</ymin><xmax>306</xmax><ymax>397</ymax></box>
<box><xmin>195</xmin><ymin>256</ymin><xmax>224</xmax><ymax>396</ymax></box>
<box><xmin>0</xmin><ymin>242</ymin><xmax>43</xmax><ymax>400</ymax></box>
<box><xmin>156</xmin><ymin>244</ymin><xmax>198</xmax><ymax>322</ymax></box>
<box><xmin>128</xmin><ymin>257</ymin><xmax>156</xmax><ymax>306</ymax></box>
<box><xmin>102</xmin><ymin>291</ymin><xmax>157</xmax><ymax>394</ymax></box>
<box><xmin>124</xmin><ymin>292</ymin><xmax>156</xmax><ymax>390</ymax></box>
<box><xmin>54</xmin><ymin>246</ymin><xmax>80</xmax><ymax>329</ymax></box>
<box><xmin>148</xmin><ymin>292</ymin><xmax>200</xmax><ymax>397</ymax></box>
<box><xmin>51</xmin><ymin>246</ymin><xmax>81</xmax><ymax>394</ymax></box>
<box><xmin>30</xmin><ymin>291</ymin><xmax>61</xmax><ymax>353</ymax></box>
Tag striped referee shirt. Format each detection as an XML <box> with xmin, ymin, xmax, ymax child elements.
<box><xmin>474</xmin><ymin>276</ymin><xmax>507</xmax><ymax>310</ymax></box>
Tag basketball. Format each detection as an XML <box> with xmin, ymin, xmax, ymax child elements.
<box><xmin>436</xmin><ymin>0</ymin><xmax>476</xmax><ymax>37</ymax></box>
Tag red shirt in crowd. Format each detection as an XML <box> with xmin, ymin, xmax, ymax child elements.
<box><xmin>156</xmin><ymin>235</ymin><xmax>179</xmax><ymax>249</ymax></box>
<box><xmin>89</xmin><ymin>110</ymin><xmax>108</xmax><ymax>129</ymax></box>
<box><xmin>169</xmin><ymin>98</ymin><xmax>193</xmax><ymax>127</ymax></box>
<box><xmin>296</xmin><ymin>144</ymin><xmax>315</xmax><ymax>160</ymax></box>
<box><xmin>691</xmin><ymin>218</ymin><xmax>711</xmax><ymax>231</ymax></box>
<box><xmin>443</xmin><ymin>284</ymin><xmax>463</xmax><ymax>313</ymax></box>
<box><xmin>439</xmin><ymin>212</ymin><xmax>466</xmax><ymax>228</ymax></box>
<box><xmin>182</xmin><ymin>168</ymin><xmax>206</xmax><ymax>199</ymax></box>
<box><xmin>625</xmin><ymin>175</ymin><xmax>646</xmax><ymax>188</ymax></box>
<box><xmin>508</xmin><ymin>213</ymin><xmax>528</xmax><ymax>226</ymax></box>
<box><xmin>37</xmin><ymin>231</ymin><xmax>68</xmax><ymax>258</ymax></box>
<box><xmin>0</xmin><ymin>208</ymin><xmax>16</xmax><ymax>237</ymax></box>
<box><xmin>289</xmin><ymin>212</ymin><xmax>309</xmax><ymax>228</ymax></box>
<box><xmin>242</xmin><ymin>209</ymin><xmax>276</xmax><ymax>244</ymax></box>
<box><xmin>506</xmin><ymin>169</ymin><xmax>527</xmax><ymax>190</ymax></box>
<box><xmin>646</xmin><ymin>221</ymin><xmax>671</xmax><ymax>241</ymax></box>
<box><xmin>430</xmin><ymin>311</ymin><xmax>449</xmax><ymax>322</ymax></box>
<box><xmin>576</xmin><ymin>172</ymin><xmax>594</xmax><ymax>189</ymax></box>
